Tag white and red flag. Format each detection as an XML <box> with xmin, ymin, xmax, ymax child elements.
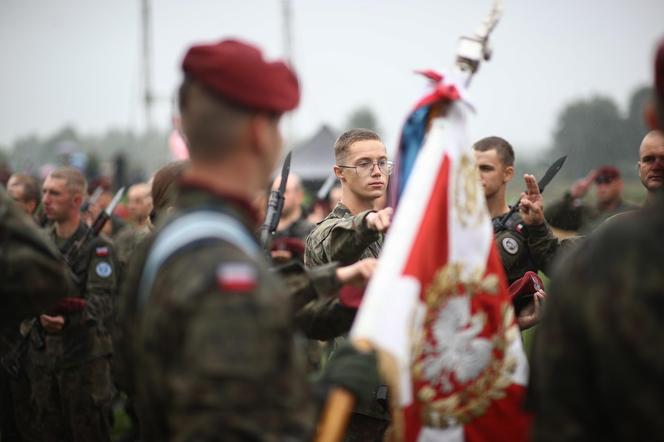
<box><xmin>351</xmin><ymin>74</ymin><xmax>531</xmax><ymax>442</ymax></box>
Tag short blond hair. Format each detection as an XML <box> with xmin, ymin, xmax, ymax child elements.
<box><xmin>48</xmin><ymin>166</ymin><xmax>87</xmax><ymax>197</ymax></box>
<box><xmin>334</xmin><ymin>128</ymin><xmax>382</xmax><ymax>163</ymax></box>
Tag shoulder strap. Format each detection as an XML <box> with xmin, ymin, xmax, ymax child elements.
<box><xmin>137</xmin><ymin>210</ymin><xmax>260</xmax><ymax>309</ymax></box>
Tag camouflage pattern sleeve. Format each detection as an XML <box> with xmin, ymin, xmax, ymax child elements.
<box><xmin>530</xmin><ymin>203</ymin><xmax>664</xmax><ymax>440</ymax></box>
<box><xmin>83</xmin><ymin>238</ymin><xmax>118</xmax><ymax>330</ymax></box>
<box><xmin>139</xmin><ymin>244</ymin><xmax>315</xmax><ymax>441</ymax></box>
<box><xmin>526</xmin><ymin>222</ymin><xmax>578</xmax><ymax>276</ymax></box>
<box><xmin>544</xmin><ymin>192</ymin><xmax>596</xmax><ymax>231</ymax></box>
<box><xmin>273</xmin><ymin>261</ymin><xmax>341</xmax><ymax>313</ymax></box>
<box><xmin>0</xmin><ymin>189</ymin><xmax>72</xmax><ymax>323</ymax></box>
<box><xmin>295</xmin><ymin>298</ymin><xmax>356</xmax><ymax>340</ymax></box>
<box><xmin>305</xmin><ymin>209</ymin><xmax>379</xmax><ymax>266</ymax></box>
<box><xmin>529</xmin><ymin>250</ymin><xmax>596</xmax><ymax>441</ymax></box>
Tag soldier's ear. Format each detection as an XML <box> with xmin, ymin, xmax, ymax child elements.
<box><xmin>333</xmin><ymin>166</ymin><xmax>345</xmax><ymax>182</ymax></box>
<box><xmin>504</xmin><ymin>165</ymin><xmax>515</xmax><ymax>182</ymax></box>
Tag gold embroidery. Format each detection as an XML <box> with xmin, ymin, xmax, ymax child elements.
<box><xmin>454</xmin><ymin>154</ymin><xmax>483</xmax><ymax>227</ymax></box>
<box><xmin>412</xmin><ymin>263</ymin><xmax>518</xmax><ymax>429</ymax></box>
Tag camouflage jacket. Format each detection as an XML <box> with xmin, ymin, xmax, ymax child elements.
<box><xmin>276</xmin><ymin>214</ymin><xmax>315</xmax><ymax>241</ymax></box>
<box><xmin>493</xmin><ymin>213</ymin><xmax>573</xmax><ymax>284</ymax></box>
<box><xmin>303</xmin><ymin>202</ymin><xmax>389</xmax><ymax>422</ymax></box>
<box><xmin>544</xmin><ymin>192</ymin><xmax>639</xmax><ymax>233</ymax></box>
<box><xmin>0</xmin><ymin>188</ymin><xmax>71</xmax><ymax>351</ymax></box>
<box><xmin>43</xmin><ymin>221</ymin><xmax>117</xmax><ymax>367</ymax></box>
<box><xmin>529</xmin><ymin>193</ymin><xmax>663</xmax><ymax>440</ymax></box>
<box><xmin>124</xmin><ymin>180</ymin><xmax>315</xmax><ymax>441</ymax></box>
<box><xmin>305</xmin><ymin>202</ymin><xmax>383</xmax><ymax>267</ymax></box>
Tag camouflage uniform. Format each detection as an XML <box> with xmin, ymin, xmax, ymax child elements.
<box><xmin>529</xmin><ymin>190</ymin><xmax>664</xmax><ymax>441</ymax></box>
<box><xmin>304</xmin><ymin>202</ymin><xmax>389</xmax><ymax>442</ymax></box>
<box><xmin>25</xmin><ymin>221</ymin><xmax>117</xmax><ymax>442</ymax></box>
<box><xmin>123</xmin><ymin>181</ymin><xmax>316</xmax><ymax>441</ymax></box>
<box><xmin>0</xmin><ymin>188</ymin><xmax>71</xmax><ymax>442</ymax></box>
<box><xmin>544</xmin><ymin>192</ymin><xmax>639</xmax><ymax>233</ymax></box>
<box><xmin>493</xmin><ymin>212</ymin><xmax>573</xmax><ymax>284</ymax></box>
<box><xmin>276</xmin><ymin>215</ymin><xmax>315</xmax><ymax>243</ymax></box>
<box><xmin>0</xmin><ymin>187</ymin><xmax>72</xmax><ymax>325</ymax></box>
<box><xmin>272</xmin><ymin>214</ymin><xmax>320</xmax><ymax>371</ymax></box>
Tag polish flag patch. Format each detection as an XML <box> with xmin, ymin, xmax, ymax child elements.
<box><xmin>95</xmin><ymin>246</ymin><xmax>110</xmax><ymax>257</ymax></box>
<box><xmin>216</xmin><ymin>263</ymin><xmax>257</xmax><ymax>293</ymax></box>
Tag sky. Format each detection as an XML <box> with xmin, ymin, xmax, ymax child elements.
<box><xmin>1</xmin><ymin>0</ymin><xmax>662</xmax><ymax>158</ymax></box>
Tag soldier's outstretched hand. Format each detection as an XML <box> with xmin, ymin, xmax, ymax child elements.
<box><xmin>336</xmin><ymin>258</ymin><xmax>378</xmax><ymax>287</ymax></box>
<box><xmin>366</xmin><ymin>207</ymin><xmax>393</xmax><ymax>232</ymax></box>
<box><xmin>519</xmin><ymin>174</ymin><xmax>545</xmax><ymax>226</ymax></box>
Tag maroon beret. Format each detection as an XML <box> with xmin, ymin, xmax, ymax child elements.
<box><xmin>509</xmin><ymin>271</ymin><xmax>543</xmax><ymax>304</ymax></box>
<box><xmin>594</xmin><ymin>165</ymin><xmax>621</xmax><ymax>182</ymax></box>
<box><xmin>182</xmin><ymin>39</ymin><xmax>300</xmax><ymax>113</ymax></box>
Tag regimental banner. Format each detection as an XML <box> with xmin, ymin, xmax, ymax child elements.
<box><xmin>351</xmin><ymin>83</ymin><xmax>531</xmax><ymax>442</ymax></box>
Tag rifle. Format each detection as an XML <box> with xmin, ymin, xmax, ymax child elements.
<box><xmin>259</xmin><ymin>153</ymin><xmax>291</xmax><ymax>251</ymax></box>
<box><xmin>63</xmin><ymin>187</ymin><xmax>124</xmax><ymax>266</ymax></box>
<box><xmin>492</xmin><ymin>156</ymin><xmax>567</xmax><ymax>234</ymax></box>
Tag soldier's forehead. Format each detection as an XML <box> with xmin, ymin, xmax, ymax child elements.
<box><xmin>474</xmin><ymin>149</ymin><xmax>500</xmax><ymax>163</ymax></box>
<box><xmin>43</xmin><ymin>176</ymin><xmax>66</xmax><ymax>187</ymax></box>
<box><xmin>346</xmin><ymin>140</ymin><xmax>387</xmax><ymax>158</ymax></box>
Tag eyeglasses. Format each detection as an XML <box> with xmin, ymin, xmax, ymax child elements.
<box><xmin>337</xmin><ymin>159</ymin><xmax>394</xmax><ymax>177</ymax></box>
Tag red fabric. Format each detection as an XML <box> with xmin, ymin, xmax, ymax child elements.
<box><xmin>508</xmin><ymin>271</ymin><xmax>543</xmax><ymax>303</ymax></box>
<box><xmin>54</xmin><ymin>297</ymin><xmax>86</xmax><ymax>314</ymax></box>
<box><xmin>594</xmin><ymin>165</ymin><xmax>621</xmax><ymax>181</ymax></box>
<box><xmin>412</xmin><ymin>69</ymin><xmax>461</xmax><ymax>110</ymax></box>
<box><xmin>399</xmin><ymin>153</ymin><xmax>531</xmax><ymax>440</ymax></box>
<box><xmin>182</xmin><ymin>39</ymin><xmax>300</xmax><ymax>112</ymax></box>
<box><xmin>338</xmin><ymin>286</ymin><xmax>365</xmax><ymax>309</ymax></box>
<box><xmin>402</xmin><ymin>155</ymin><xmax>450</xmax><ymax>442</ymax></box>
<box><xmin>270</xmin><ymin>237</ymin><xmax>305</xmax><ymax>257</ymax></box>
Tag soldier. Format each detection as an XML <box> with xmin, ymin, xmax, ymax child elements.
<box><xmin>25</xmin><ymin>166</ymin><xmax>117</xmax><ymax>441</ymax></box>
<box><xmin>122</xmin><ymin>39</ymin><xmax>380</xmax><ymax>441</ymax></box>
<box><xmin>473</xmin><ymin>136</ymin><xmax>566</xmax><ymax>284</ymax></box>
<box><xmin>304</xmin><ymin>128</ymin><xmax>393</xmax><ymax>442</ymax></box>
<box><xmin>530</xmin><ymin>38</ymin><xmax>664</xmax><ymax>440</ymax></box>
<box><xmin>126</xmin><ymin>182</ymin><xmax>153</xmax><ymax>230</ymax></box>
<box><xmin>637</xmin><ymin>129</ymin><xmax>664</xmax><ymax>205</ymax></box>
<box><xmin>305</xmin><ymin>128</ymin><xmax>393</xmax><ymax>267</ymax></box>
<box><xmin>0</xmin><ymin>187</ymin><xmax>72</xmax><ymax>441</ymax></box>
<box><xmin>545</xmin><ymin>165</ymin><xmax>639</xmax><ymax>233</ymax></box>
<box><xmin>6</xmin><ymin>173</ymin><xmax>41</xmax><ymax>217</ymax></box>
<box><xmin>269</xmin><ymin>173</ymin><xmax>314</xmax><ymax>263</ymax></box>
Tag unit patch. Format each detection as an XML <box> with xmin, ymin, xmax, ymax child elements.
<box><xmin>95</xmin><ymin>261</ymin><xmax>113</xmax><ymax>278</ymax></box>
<box><xmin>501</xmin><ymin>237</ymin><xmax>519</xmax><ymax>255</ymax></box>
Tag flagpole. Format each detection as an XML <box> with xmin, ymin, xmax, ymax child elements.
<box><xmin>312</xmin><ymin>1</ymin><xmax>504</xmax><ymax>441</ymax></box>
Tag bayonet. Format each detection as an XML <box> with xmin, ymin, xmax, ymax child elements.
<box><xmin>260</xmin><ymin>153</ymin><xmax>291</xmax><ymax>250</ymax></box>
<box><xmin>81</xmin><ymin>187</ymin><xmax>103</xmax><ymax>213</ymax></box>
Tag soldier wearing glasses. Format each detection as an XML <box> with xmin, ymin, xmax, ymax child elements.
<box><xmin>305</xmin><ymin>129</ymin><xmax>393</xmax><ymax>268</ymax></box>
<box><xmin>304</xmin><ymin>128</ymin><xmax>392</xmax><ymax>442</ymax></box>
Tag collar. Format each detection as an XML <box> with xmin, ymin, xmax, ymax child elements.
<box><xmin>178</xmin><ymin>176</ymin><xmax>261</xmax><ymax>225</ymax></box>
